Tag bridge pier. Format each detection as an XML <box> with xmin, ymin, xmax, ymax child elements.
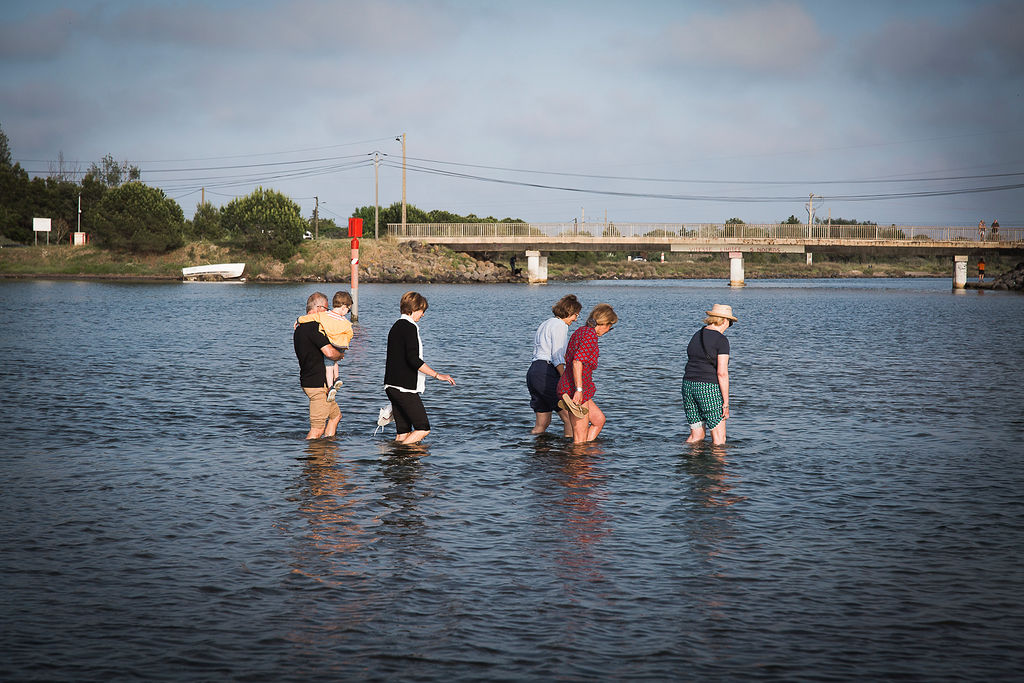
<box><xmin>953</xmin><ymin>255</ymin><xmax>968</xmax><ymax>289</ymax></box>
<box><xmin>526</xmin><ymin>250</ymin><xmax>548</xmax><ymax>284</ymax></box>
<box><xmin>729</xmin><ymin>251</ymin><xmax>746</xmax><ymax>287</ymax></box>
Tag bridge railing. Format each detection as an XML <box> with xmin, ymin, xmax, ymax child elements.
<box><xmin>387</xmin><ymin>222</ymin><xmax>1022</xmax><ymax>243</ymax></box>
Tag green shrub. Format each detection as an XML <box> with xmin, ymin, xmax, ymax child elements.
<box><xmin>221</xmin><ymin>188</ymin><xmax>305</xmax><ymax>260</ymax></box>
<box><xmin>89</xmin><ymin>182</ymin><xmax>185</xmax><ymax>253</ymax></box>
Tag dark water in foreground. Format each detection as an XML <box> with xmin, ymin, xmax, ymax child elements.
<box><xmin>1</xmin><ymin>278</ymin><xmax>1022</xmax><ymax>681</ymax></box>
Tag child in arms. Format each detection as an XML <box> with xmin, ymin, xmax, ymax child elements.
<box><xmin>297</xmin><ymin>290</ymin><xmax>353</xmax><ymax>402</ymax></box>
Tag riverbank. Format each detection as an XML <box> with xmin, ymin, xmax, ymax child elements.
<box><xmin>964</xmin><ymin>261</ymin><xmax>1024</xmax><ymax>290</ymax></box>
<box><xmin>1</xmin><ymin>239</ymin><xmax>1018</xmax><ymax>283</ymax></box>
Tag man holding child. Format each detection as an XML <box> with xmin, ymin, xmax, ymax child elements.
<box><xmin>293</xmin><ymin>291</ymin><xmax>346</xmax><ymax>439</ymax></box>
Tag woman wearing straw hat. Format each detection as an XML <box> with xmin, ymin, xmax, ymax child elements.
<box><xmin>682</xmin><ymin>304</ymin><xmax>736</xmax><ymax>445</ymax></box>
<box><xmin>556</xmin><ymin>303</ymin><xmax>618</xmax><ymax>444</ymax></box>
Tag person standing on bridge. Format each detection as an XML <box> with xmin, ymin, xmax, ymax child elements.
<box><xmin>991</xmin><ymin>219</ymin><xmax>999</xmax><ymax>241</ymax></box>
<box><xmin>978</xmin><ymin>219</ymin><xmax>986</xmax><ymax>241</ymax></box>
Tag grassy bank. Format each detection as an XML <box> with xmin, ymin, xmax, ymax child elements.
<box><xmin>0</xmin><ymin>239</ymin><xmax>517</xmax><ymax>283</ymax></box>
<box><xmin>0</xmin><ymin>239</ymin><xmax>1016</xmax><ymax>282</ymax></box>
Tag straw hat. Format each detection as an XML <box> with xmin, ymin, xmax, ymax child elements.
<box><xmin>706</xmin><ymin>304</ymin><xmax>738</xmax><ymax>322</ymax></box>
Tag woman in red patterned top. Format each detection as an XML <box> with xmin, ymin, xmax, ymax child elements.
<box><xmin>557</xmin><ymin>303</ymin><xmax>618</xmax><ymax>443</ymax></box>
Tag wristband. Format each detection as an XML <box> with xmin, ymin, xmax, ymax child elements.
<box><xmin>575</xmin><ymin>386</ymin><xmax>583</xmax><ymax>392</ymax></box>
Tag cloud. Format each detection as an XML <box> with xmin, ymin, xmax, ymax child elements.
<box><xmin>853</xmin><ymin>1</ymin><xmax>1024</xmax><ymax>84</ymax></box>
<box><xmin>0</xmin><ymin>80</ymin><xmax>100</xmax><ymax>156</ymax></box>
<box><xmin>101</xmin><ymin>0</ymin><xmax>455</xmax><ymax>55</ymax></box>
<box><xmin>0</xmin><ymin>7</ymin><xmax>82</xmax><ymax>60</ymax></box>
<box><xmin>657</xmin><ymin>1</ymin><xmax>827</xmax><ymax>77</ymax></box>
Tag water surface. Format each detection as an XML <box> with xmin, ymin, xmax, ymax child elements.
<box><xmin>1</xmin><ymin>278</ymin><xmax>1022</xmax><ymax>680</ymax></box>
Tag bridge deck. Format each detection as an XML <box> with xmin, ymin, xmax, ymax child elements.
<box><xmin>387</xmin><ymin>222</ymin><xmax>1022</xmax><ymax>255</ymax></box>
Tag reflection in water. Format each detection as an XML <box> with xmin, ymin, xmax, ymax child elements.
<box><xmin>678</xmin><ymin>446</ymin><xmax>747</xmax><ymax>621</ymax></box>
<box><xmin>527</xmin><ymin>439</ymin><xmax>611</xmax><ymax>585</ymax></box>
<box><xmin>376</xmin><ymin>449</ymin><xmax>426</xmax><ymax>532</ymax></box>
<box><xmin>289</xmin><ymin>439</ymin><xmax>371</xmax><ymax>585</ymax></box>
<box><xmin>285</xmin><ymin>442</ymin><xmax>433</xmax><ymax>656</ymax></box>
<box><xmin>284</xmin><ymin>440</ymin><xmax>376</xmax><ymax>656</ymax></box>
<box><xmin>682</xmin><ymin>445</ymin><xmax>747</xmax><ymax>510</ymax></box>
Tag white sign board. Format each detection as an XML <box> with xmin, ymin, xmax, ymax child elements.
<box><xmin>33</xmin><ymin>217</ymin><xmax>52</xmax><ymax>232</ymax></box>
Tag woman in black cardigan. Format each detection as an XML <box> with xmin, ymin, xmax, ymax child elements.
<box><xmin>384</xmin><ymin>291</ymin><xmax>456</xmax><ymax>444</ymax></box>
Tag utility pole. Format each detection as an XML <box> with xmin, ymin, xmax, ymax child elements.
<box><xmin>314</xmin><ymin>196</ymin><xmax>319</xmax><ymax>240</ymax></box>
<box><xmin>396</xmin><ymin>133</ymin><xmax>407</xmax><ymax>234</ymax></box>
<box><xmin>374</xmin><ymin>152</ymin><xmax>380</xmax><ymax>239</ymax></box>
<box><xmin>807</xmin><ymin>193</ymin><xmax>819</xmax><ymax>236</ymax></box>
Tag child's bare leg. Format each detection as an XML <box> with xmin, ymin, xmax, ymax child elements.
<box><xmin>326</xmin><ymin>363</ymin><xmax>341</xmax><ymax>402</ymax></box>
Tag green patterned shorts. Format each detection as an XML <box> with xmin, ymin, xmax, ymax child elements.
<box><xmin>682</xmin><ymin>380</ymin><xmax>724</xmax><ymax>430</ymax></box>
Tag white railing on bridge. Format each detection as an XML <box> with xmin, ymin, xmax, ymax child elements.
<box><xmin>387</xmin><ymin>222</ymin><xmax>1021</xmax><ymax>243</ymax></box>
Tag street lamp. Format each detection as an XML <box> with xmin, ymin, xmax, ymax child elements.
<box><xmin>373</xmin><ymin>152</ymin><xmax>381</xmax><ymax>239</ymax></box>
<box><xmin>395</xmin><ymin>134</ymin><xmax>406</xmax><ymax>234</ymax></box>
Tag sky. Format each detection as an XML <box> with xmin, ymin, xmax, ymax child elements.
<box><xmin>2</xmin><ymin>0</ymin><xmax>1023</xmax><ymax>227</ymax></box>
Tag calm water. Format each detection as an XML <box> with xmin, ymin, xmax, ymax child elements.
<box><xmin>1</xmin><ymin>278</ymin><xmax>1022</xmax><ymax>681</ymax></box>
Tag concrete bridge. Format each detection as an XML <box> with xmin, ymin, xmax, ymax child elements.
<box><xmin>388</xmin><ymin>222</ymin><xmax>1023</xmax><ymax>288</ymax></box>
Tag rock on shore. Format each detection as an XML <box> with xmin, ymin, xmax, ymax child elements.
<box><xmin>990</xmin><ymin>262</ymin><xmax>1024</xmax><ymax>291</ymax></box>
<box><xmin>250</xmin><ymin>239</ymin><xmax>523</xmax><ymax>284</ymax></box>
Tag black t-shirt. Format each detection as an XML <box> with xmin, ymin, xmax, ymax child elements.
<box><xmin>683</xmin><ymin>328</ymin><xmax>730</xmax><ymax>383</ymax></box>
<box><xmin>294</xmin><ymin>320</ymin><xmax>330</xmax><ymax>388</ymax></box>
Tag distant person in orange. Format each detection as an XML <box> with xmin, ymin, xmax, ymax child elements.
<box><xmin>978</xmin><ymin>219</ymin><xmax>986</xmax><ymax>241</ymax></box>
<box><xmin>978</xmin><ymin>258</ymin><xmax>985</xmax><ymax>283</ymax></box>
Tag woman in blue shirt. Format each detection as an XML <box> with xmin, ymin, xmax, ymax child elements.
<box><xmin>527</xmin><ymin>294</ymin><xmax>582</xmax><ymax>435</ymax></box>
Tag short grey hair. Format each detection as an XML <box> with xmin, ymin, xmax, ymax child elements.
<box><xmin>306</xmin><ymin>291</ymin><xmax>328</xmax><ymax>313</ymax></box>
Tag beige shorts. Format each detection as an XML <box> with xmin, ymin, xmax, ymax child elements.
<box><xmin>303</xmin><ymin>386</ymin><xmax>340</xmax><ymax>428</ymax></box>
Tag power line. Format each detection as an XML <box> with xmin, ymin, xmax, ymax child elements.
<box><xmin>16</xmin><ymin>136</ymin><xmax>398</xmax><ymax>165</ymax></box>
<box><xmin>18</xmin><ymin>142</ymin><xmax>1024</xmax><ymax>209</ymax></box>
<box><xmin>380</xmin><ymin>159</ymin><xmax>1024</xmax><ymax>204</ymax></box>
<box><xmin>402</xmin><ymin>155</ymin><xmax>1024</xmax><ymax>186</ymax></box>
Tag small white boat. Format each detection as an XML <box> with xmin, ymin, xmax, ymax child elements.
<box><xmin>182</xmin><ymin>263</ymin><xmax>246</xmax><ymax>281</ymax></box>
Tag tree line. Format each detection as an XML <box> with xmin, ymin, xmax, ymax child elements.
<box><xmin>6</xmin><ymin>125</ymin><xmax>878</xmax><ymax>256</ymax></box>
<box><xmin>1</xmin><ymin>125</ymin><xmax>527</xmax><ymax>258</ymax></box>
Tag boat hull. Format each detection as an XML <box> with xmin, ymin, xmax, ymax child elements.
<box><xmin>182</xmin><ymin>263</ymin><xmax>246</xmax><ymax>280</ymax></box>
